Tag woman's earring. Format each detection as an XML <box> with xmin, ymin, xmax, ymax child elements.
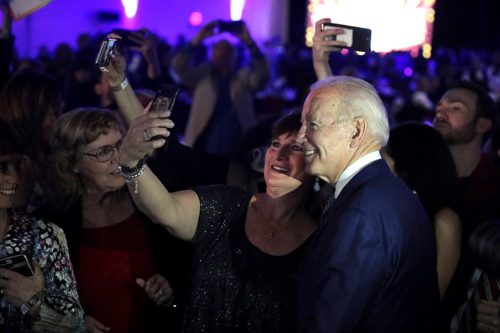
<box><xmin>313</xmin><ymin>177</ymin><xmax>321</xmax><ymax>192</ymax></box>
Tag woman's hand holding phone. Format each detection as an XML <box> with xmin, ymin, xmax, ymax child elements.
<box><xmin>0</xmin><ymin>260</ymin><xmax>44</xmax><ymax>308</ymax></box>
<box><xmin>97</xmin><ymin>33</ymin><xmax>127</xmax><ymax>87</ymax></box>
<box><xmin>119</xmin><ymin>104</ymin><xmax>174</xmax><ymax>166</ymax></box>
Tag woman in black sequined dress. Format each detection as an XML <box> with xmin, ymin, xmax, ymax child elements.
<box><xmin>118</xmin><ymin>112</ymin><xmax>319</xmax><ymax>332</ymax></box>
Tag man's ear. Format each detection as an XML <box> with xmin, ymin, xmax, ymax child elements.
<box><xmin>349</xmin><ymin>117</ymin><xmax>367</xmax><ymax>148</ymax></box>
<box><xmin>476</xmin><ymin>117</ymin><xmax>492</xmax><ymax>135</ymax></box>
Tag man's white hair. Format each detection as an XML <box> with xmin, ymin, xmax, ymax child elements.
<box><xmin>311</xmin><ymin>76</ymin><xmax>389</xmax><ymax>146</ymax></box>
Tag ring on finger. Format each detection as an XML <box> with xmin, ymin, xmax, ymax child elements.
<box><xmin>157</xmin><ymin>290</ymin><xmax>163</xmax><ymax>297</ymax></box>
<box><xmin>143</xmin><ymin>130</ymin><xmax>150</xmax><ymax>141</ymax></box>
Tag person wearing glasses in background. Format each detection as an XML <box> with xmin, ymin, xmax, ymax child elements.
<box><xmin>38</xmin><ymin>108</ymin><xmax>190</xmax><ymax>333</ymax></box>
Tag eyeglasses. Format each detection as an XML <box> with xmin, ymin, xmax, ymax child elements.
<box><xmin>83</xmin><ymin>140</ymin><xmax>122</xmax><ymax>163</ymax></box>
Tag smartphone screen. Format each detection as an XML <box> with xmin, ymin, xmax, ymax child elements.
<box><xmin>149</xmin><ymin>84</ymin><xmax>180</xmax><ymax>142</ymax></box>
<box><xmin>95</xmin><ymin>38</ymin><xmax>118</xmax><ymax>67</ymax></box>
<box><xmin>150</xmin><ymin>84</ymin><xmax>180</xmax><ymax>113</ymax></box>
<box><xmin>0</xmin><ymin>254</ymin><xmax>34</xmax><ymax>277</ymax></box>
<box><xmin>322</xmin><ymin>23</ymin><xmax>371</xmax><ymax>52</ymax></box>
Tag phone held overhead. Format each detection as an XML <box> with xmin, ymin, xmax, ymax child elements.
<box><xmin>95</xmin><ymin>37</ymin><xmax>118</xmax><ymax>67</ymax></box>
<box><xmin>149</xmin><ymin>83</ymin><xmax>180</xmax><ymax>142</ymax></box>
<box><xmin>150</xmin><ymin>83</ymin><xmax>180</xmax><ymax>114</ymax></box>
<box><xmin>217</xmin><ymin>20</ymin><xmax>244</xmax><ymax>34</ymax></box>
<box><xmin>321</xmin><ymin>22</ymin><xmax>372</xmax><ymax>52</ymax></box>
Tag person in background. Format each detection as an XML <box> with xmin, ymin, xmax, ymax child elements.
<box><xmin>0</xmin><ymin>3</ymin><xmax>14</xmax><ymax>89</ymax></box>
<box><xmin>0</xmin><ymin>121</ymin><xmax>85</xmax><ymax>332</ymax></box>
<box><xmin>0</xmin><ymin>69</ymin><xmax>64</xmax><ymax>212</ymax></box>
<box><xmin>383</xmin><ymin>122</ymin><xmax>462</xmax><ymax>298</ymax></box>
<box><xmin>296</xmin><ymin>75</ymin><xmax>440</xmax><ymax>332</ymax></box>
<box><xmin>433</xmin><ymin>80</ymin><xmax>500</xmax><ymax>330</ymax></box>
<box><xmin>117</xmin><ymin>110</ymin><xmax>319</xmax><ymax>332</ymax></box>
<box><xmin>100</xmin><ymin>39</ymin><xmax>265</xmax><ymax>193</ymax></box>
<box><xmin>433</xmin><ymin>80</ymin><xmax>500</xmax><ymax>232</ymax></box>
<box><xmin>45</xmin><ymin>108</ymin><xmax>187</xmax><ymax>333</ymax></box>
<box><xmin>171</xmin><ymin>20</ymin><xmax>270</xmax><ymax>156</ymax></box>
<box><xmin>116</xmin><ymin>28</ymin><xmax>163</xmax><ymax>90</ymax></box>
<box><xmin>452</xmin><ymin>219</ymin><xmax>500</xmax><ymax>333</ymax></box>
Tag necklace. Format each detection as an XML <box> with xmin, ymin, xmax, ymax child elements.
<box><xmin>267</xmin><ymin>221</ymin><xmax>293</xmax><ymax>239</ymax></box>
<box><xmin>267</xmin><ymin>229</ymin><xmax>276</xmax><ymax>239</ymax></box>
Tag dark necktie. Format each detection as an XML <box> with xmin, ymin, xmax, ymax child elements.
<box><xmin>320</xmin><ymin>191</ymin><xmax>336</xmax><ymax>223</ymax></box>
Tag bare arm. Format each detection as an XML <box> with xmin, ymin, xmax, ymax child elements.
<box><xmin>434</xmin><ymin>207</ymin><xmax>462</xmax><ymax>299</ymax></box>
<box><xmin>99</xmin><ymin>36</ymin><xmax>144</xmax><ymax>125</ymax></box>
<box><xmin>312</xmin><ymin>18</ymin><xmax>347</xmax><ymax>80</ymax></box>
<box><xmin>118</xmin><ymin>108</ymin><xmax>199</xmax><ymax>241</ymax></box>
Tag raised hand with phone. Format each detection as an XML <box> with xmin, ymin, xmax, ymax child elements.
<box><xmin>312</xmin><ymin>18</ymin><xmax>372</xmax><ymax>80</ymax></box>
<box><xmin>312</xmin><ymin>18</ymin><xmax>348</xmax><ymax>80</ymax></box>
<box><xmin>97</xmin><ymin>28</ymin><xmax>161</xmax><ymax>87</ymax></box>
<box><xmin>171</xmin><ymin>19</ymin><xmax>269</xmax><ymax>156</ymax></box>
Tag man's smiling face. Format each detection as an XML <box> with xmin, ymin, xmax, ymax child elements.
<box><xmin>298</xmin><ymin>87</ymin><xmax>354</xmax><ymax>184</ymax></box>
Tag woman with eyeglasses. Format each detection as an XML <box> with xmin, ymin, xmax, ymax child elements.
<box><xmin>42</xmin><ymin>107</ymin><xmax>189</xmax><ymax>333</ymax></box>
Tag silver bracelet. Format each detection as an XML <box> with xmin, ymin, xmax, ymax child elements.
<box><xmin>118</xmin><ymin>157</ymin><xmax>147</xmax><ymax>193</ymax></box>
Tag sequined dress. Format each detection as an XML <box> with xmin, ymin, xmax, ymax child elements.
<box><xmin>183</xmin><ymin>185</ymin><xmax>307</xmax><ymax>333</ymax></box>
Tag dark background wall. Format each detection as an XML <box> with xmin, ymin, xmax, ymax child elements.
<box><xmin>432</xmin><ymin>0</ymin><xmax>500</xmax><ymax>50</ymax></box>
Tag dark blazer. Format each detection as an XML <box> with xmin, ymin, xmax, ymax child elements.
<box><xmin>297</xmin><ymin>159</ymin><xmax>440</xmax><ymax>333</ymax></box>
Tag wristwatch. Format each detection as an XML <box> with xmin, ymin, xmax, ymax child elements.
<box><xmin>20</xmin><ymin>291</ymin><xmax>43</xmax><ymax>316</ymax></box>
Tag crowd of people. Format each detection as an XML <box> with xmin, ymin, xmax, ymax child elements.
<box><xmin>1</xmin><ymin>7</ymin><xmax>500</xmax><ymax>333</ymax></box>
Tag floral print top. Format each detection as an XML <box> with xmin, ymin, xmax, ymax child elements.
<box><xmin>0</xmin><ymin>209</ymin><xmax>84</xmax><ymax>331</ymax></box>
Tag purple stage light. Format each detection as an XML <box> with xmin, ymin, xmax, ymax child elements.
<box><xmin>121</xmin><ymin>0</ymin><xmax>138</xmax><ymax>18</ymax></box>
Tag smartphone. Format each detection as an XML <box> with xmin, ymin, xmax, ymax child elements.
<box><xmin>111</xmin><ymin>29</ymin><xmax>145</xmax><ymax>48</ymax></box>
<box><xmin>0</xmin><ymin>254</ymin><xmax>34</xmax><ymax>277</ymax></box>
<box><xmin>149</xmin><ymin>83</ymin><xmax>180</xmax><ymax>141</ymax></box>
<box><xmin>95</xmin><ymin>37</ymin><xmax>118</xmax><ymax>67</ymax></box>
<box><xmin>321</xmin><ymin>22</ymin><xmax>372</xmax><ymax>52</ymax></box>
<box><xmin>217</xmin><ymin>20</ymin><xmax>244</xmax><ymax>34</ymax></box>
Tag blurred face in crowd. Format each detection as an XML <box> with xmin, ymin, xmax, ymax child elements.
<box><xmin>42</xmin><ymin>102</ymin><xmax>63</xmax><ymax>149</ymax></box>
<box><xmin>73</xmin><ymin>127</ymin><xmax>125</xmax><ymax>194</ymax></box>
<box><xmin>94</xmin><ymin>74</ymin><xmax>114</xmax><ymax>106</ymax></box>
<box><xmin>298</xmin><ymin>87</ymin><xmax>355</xmax><ymax>185</ymax></box>
<box><xmin>433</xmin><ymin>88</ymin><xmax>480</xmax><ymax>145</ymax></box>
<box><xmin>211</xmin><ymin>40</ymin><xmax>236</xmax><ymax>73</ymax></box>
<box><xmin>264</xmin><ymin>131</ymin><xmax>310</xmax><ymax>197</ymax></box>
<box><xmin>0</xmin><ymin>154</ymin><xmax>21</xmax><ymax>210</ymax></box>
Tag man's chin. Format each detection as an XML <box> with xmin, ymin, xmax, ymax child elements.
<box><xmin>433</xmin><ymin>126</ymin><xmax>451</xmax><ymax>140</ymax></box>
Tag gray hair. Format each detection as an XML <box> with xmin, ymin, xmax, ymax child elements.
<box><xmin>310</xmin><ymin>76</ymin><xmax>389</xmax><ymax>146</ymax></box>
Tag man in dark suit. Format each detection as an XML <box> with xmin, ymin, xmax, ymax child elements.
<box><xmin>296</xmin><ymin>75</ymin><xmax>441</xmax><ymax>332</ymax></box>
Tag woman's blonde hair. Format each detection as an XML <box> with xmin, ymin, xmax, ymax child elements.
<box><xmin>49</xmin><ymin>108</ymin><xmax>126</xmax><ymax>207</ymax></box>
